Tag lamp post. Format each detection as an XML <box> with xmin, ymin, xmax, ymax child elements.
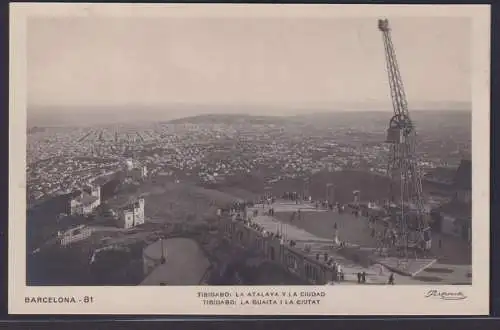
<box><xmin>160</xmin><ymin>237</ymin><xmax>166</xmax><ymax>264</ymax></box>
<box><xmin>333</xmin><ymin>222</ymin><xmax>339</xmax><ymax>246</ymax></box>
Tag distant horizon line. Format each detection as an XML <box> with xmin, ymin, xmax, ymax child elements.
<box><xmin>27</xmin><ymin>101</ymin><xmax>472</xmax><ymax>117</ymax></box>
<box><xmin>27</xmin><ymin>108</ymin><xmax>472</xmax><ymax>123</ymax></box>
<box><xmin>26</xmin><ymin>108</ymin><xmax>472</xmax><ymax>127</ymax></box>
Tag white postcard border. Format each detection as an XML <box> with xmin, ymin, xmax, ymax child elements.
<box><xmin>9</xmin><ymin>3</ymin><xmax>491</xmax><ymax>315</ymax></box>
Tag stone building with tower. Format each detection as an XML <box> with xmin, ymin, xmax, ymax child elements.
<box><xmin>117</xmin><ymin>198</ymin><xmax>145</xmax><ymax>229</ymax></box>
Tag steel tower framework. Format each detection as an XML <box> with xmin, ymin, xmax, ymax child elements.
<box><xmin>378</xmin><ymin>19</ymin><xmax>431</xmax><ymax>254</ymax></box>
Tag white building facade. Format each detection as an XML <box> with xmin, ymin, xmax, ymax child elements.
<box><xmin>118</xmin><ymin>198</ymin><xmax>145</xmax><ymax>229</ymax></box>
<box><xmin>59</xmin><ymin>225</ymin><xmax>94</xmax><ymax>246</ymax></box>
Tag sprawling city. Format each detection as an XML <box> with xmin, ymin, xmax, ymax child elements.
<box><xmin>25</xmin><ymin>17</ymin><xmax>472</xmax><ymax>287</ymax></box>
<box><xmin>26</xmin><ymin>108</ymin><xmax>472</xmax><ymax>286</ymax></box>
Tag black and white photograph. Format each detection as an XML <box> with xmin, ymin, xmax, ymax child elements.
<box><xmin>10</xmin><ymin>4</ymin><xmax>490</xmax><ymax>315</ymax></box>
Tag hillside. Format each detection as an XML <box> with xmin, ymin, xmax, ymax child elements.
<box><xmin>134</xmin><ymin>181</ymin><xmax>241</xmax><ymax>225</ymax></box>
<box><xmin>165</xmin><ymin>111</ymin><xmax>470</xmax><ymax>136</ymax></box>
<box><xmin>166</xmin><ymin>113</ymin><xmax>290</xmax><ymax>125</ymax></box>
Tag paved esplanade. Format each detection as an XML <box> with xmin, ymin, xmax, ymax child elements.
<box><xmin>249</xmin><ymin>201</ymin><xmax>471</xmax><ymax>285</ymax></box>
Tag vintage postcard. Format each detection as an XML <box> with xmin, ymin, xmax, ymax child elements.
<box><xmin>9</xmin><ymin>3</ymin><xmax>490</xmax><ymax>315</ymax></box>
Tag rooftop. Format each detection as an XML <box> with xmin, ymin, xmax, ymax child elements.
<box><xmin>123</xmin><ymin>200</ymin><xmax>143</xmax><ymax>212</ymax></box>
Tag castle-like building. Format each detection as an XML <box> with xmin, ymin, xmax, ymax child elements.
<box><xmin>117</xmin><ymin>198</ymin><xmax>145</xmax><ymax>229</ymax></box>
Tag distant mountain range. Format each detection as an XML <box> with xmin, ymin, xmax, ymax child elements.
<box><xmin>164</xmin><ymin>109</ymin><xmax>471</xmax><ymax>127</ymax></box>
<box><xmin>166</xmin><ymin>113</ymin><xmax>290</xmax><ymax>125</ymax></box>
<box><xmin>27</xmin><ymin>102</ymin><xmax>471</xmax><ymax>127</ymax></box>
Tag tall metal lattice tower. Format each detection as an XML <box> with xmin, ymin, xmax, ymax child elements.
<box><xmin>378</xmin><ymin>19</ymin><xmax>431</xmax><ymax>254</ymax></box>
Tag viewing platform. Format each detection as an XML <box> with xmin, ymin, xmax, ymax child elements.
<box><xmin>220</xmin><ymin>201</ymin><xmax>393</xmax><ymax>285</ymax></box>
<box><xmin>220</xmin><ymin>200</ymin><xmax>444</xmax><ymax>284</ymax></box>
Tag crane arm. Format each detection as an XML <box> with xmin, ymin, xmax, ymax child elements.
<box><xmin>378</xmin><ymin>19</ymin><xmax>414</xmax><ymax>133</ymax></box>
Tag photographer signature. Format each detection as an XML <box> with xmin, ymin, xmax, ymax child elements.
<box><xmin>424</xmin><ymin>289</ymin><xmax>467</xmax><ymax>301</ymax></box>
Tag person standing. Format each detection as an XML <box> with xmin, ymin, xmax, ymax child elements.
<box><xmin>388</xmin><ymin>273</ymin><xmax>395</xmax><ymax>285</ymax></box>
<box><xmin>332</xmin><ymin>265</ymin><xmax>338</xmax><ymax>282</ymax></box>
<box><xmin>337</xmin><ymin>264</ymin><xmax>343</xmax><ymax>281</ymax></box>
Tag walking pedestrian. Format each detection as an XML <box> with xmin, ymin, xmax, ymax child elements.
<box><xmin>357</xmin><ymin>272</ymin><xmax>361</xmax><ymax>284</ymax></box>
<box><xmin>388</xmin><ymin>273</ymin><xmax>395</xmax><ymax>285</ymax></box>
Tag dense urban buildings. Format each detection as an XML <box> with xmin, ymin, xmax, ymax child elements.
<box><xmin>27</xmin><ymin>112</ymin><xmax>470</xmax><ymax>205</ymax></box>
<box><xmin>70</xmin><ymin>185</ymin><xmax>101</xmax><ymax>216</ymax></box>
<box><xmin>25</xmin><ymin>110</ymin><xmax>472</xmax><ymax>286</ymax></box>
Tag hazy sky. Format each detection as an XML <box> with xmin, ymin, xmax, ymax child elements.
<box><xmin>27</xmin><ymin>16</ymin><xmax>471</xmax><ymax>116</ymax></box>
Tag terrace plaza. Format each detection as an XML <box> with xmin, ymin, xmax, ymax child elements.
<box><xmin>219</xmin><ymin>200</ymin><xmax>471</xmax><ymax>285</ymax></box>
